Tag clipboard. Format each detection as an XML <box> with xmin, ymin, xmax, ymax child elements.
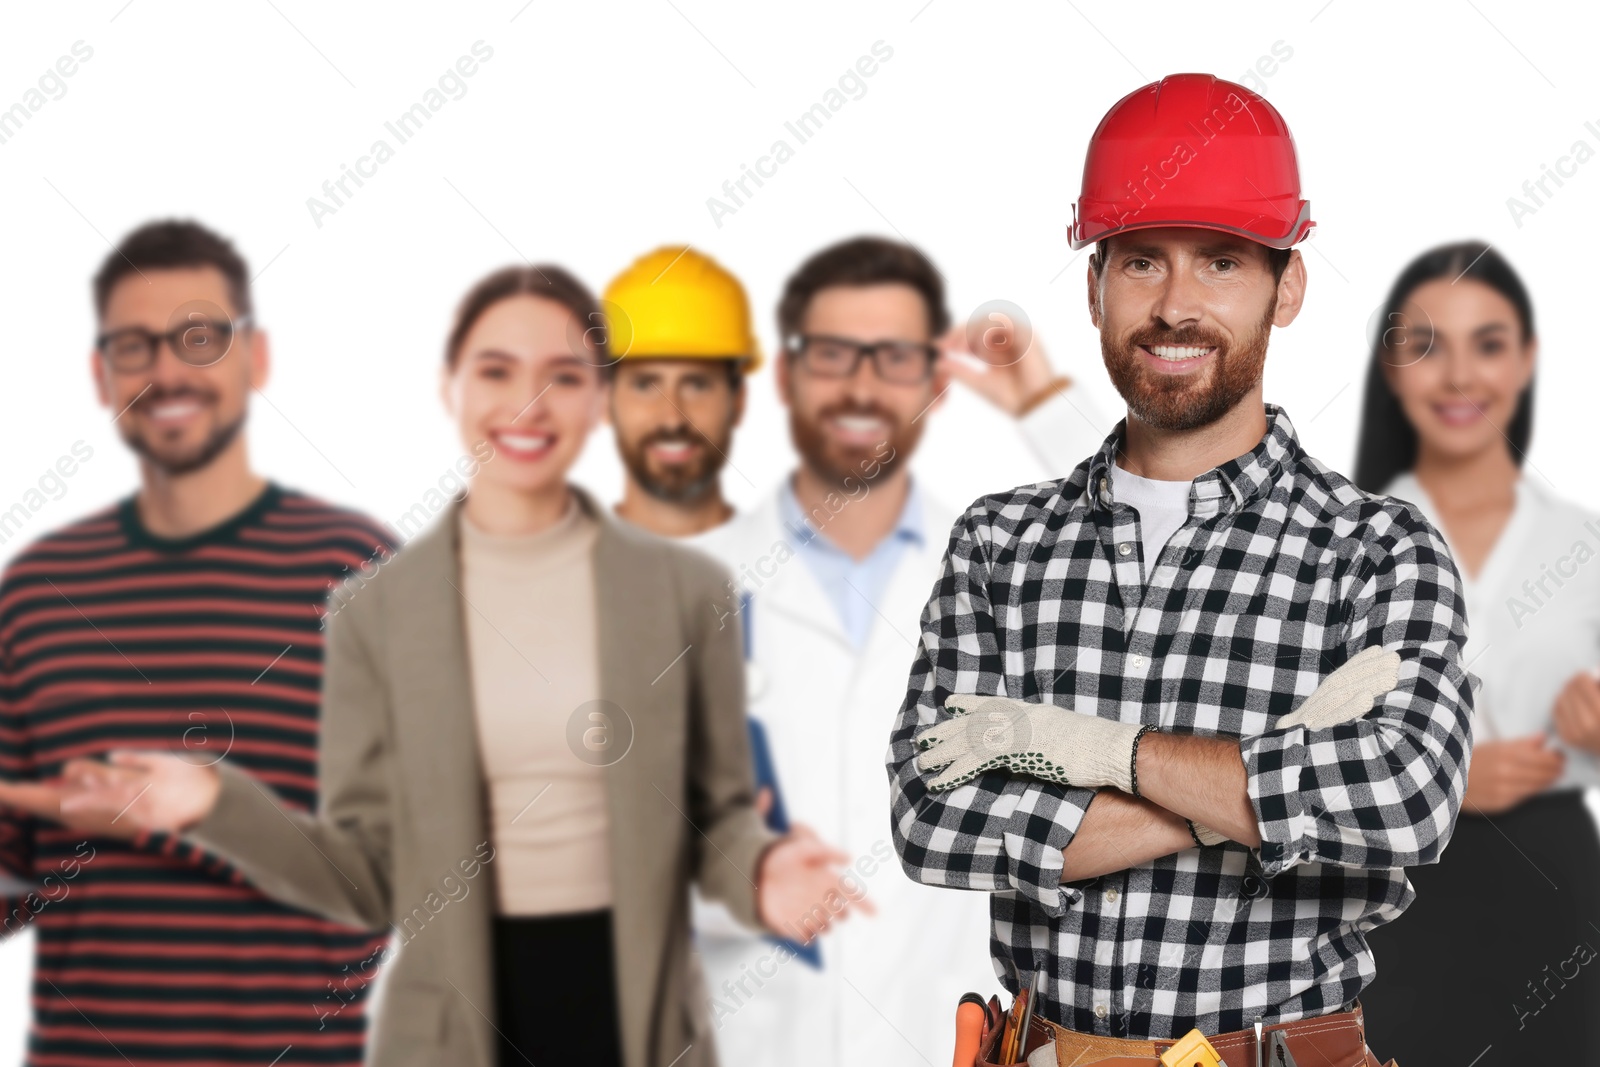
<box><xmin>747</xmin><ymin>717</ymin><xmax>822</xmax><ymax>969</ymax></box>
<box><xmin>741</xmin><ymin>589</ymin><xmax>821</xmax><ymax>969</ymax></box>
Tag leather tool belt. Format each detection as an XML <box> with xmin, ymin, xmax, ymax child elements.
<box><xmin>978</xmin><ymin>1000</ymin><xmax>1397</xmax><ymax>1067</ymax></box>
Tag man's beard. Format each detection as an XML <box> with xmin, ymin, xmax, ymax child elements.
<box><xmin>619</xmin><ymin>425</ymin><xmax>730</xmax><ymax>504</ymax></box>
<box><xmin>1100</xmin><ymin>299</ymin><xmax>1275</xmax><ymax>432</ymax></box>
<box><xmin>121</xmin><ymin>386</ymin><xmax>246</xmax><ymax>476</ymax></box>
<box><xmin>789</xmin><ymin>399</ymin><xmax>919</xmax><ymax>490</ymax></box>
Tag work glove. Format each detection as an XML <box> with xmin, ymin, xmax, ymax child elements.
<box><xmin>915</xmin><ymin>695</ymin><xmax>1139</xmax><ymax>793</ymax></box>
<box><xmin>915</xmin><ymin>646</ymin><xmax>1402</xmax><ymax>813</ymax></box>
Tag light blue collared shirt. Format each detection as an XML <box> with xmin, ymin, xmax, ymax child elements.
<box><xmin>778</xmin><ymin>476</ymin><xmax>926</xmax><ymax>649</ymax></box>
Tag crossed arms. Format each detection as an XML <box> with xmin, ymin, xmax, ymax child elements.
<box><xmin>884</xmin><ymin>507</ymin><xmax>1476</xmax><ymax>915</ymax></box>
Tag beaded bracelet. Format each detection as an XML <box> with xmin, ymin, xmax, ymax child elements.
<box><xmin>1129</xmin><ymin>723</ymin><xmax>1157</xmax><ymax>797</ymax></box>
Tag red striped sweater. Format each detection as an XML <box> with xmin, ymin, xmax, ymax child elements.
<box><xmin>0</xmin><ymin>482</ymin><xmax>395</xmax><ymax>1066</ymax></box>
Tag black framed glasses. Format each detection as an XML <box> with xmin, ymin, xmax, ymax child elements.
<box><xmin>784</xmin><ymin>333</ymin><xmax>937</xmax><ymax>384</ymax></box>
<box><xmin>95</xmin><ymin>314</ymin><xmax>252</xmax><ymax>372</ymax></box>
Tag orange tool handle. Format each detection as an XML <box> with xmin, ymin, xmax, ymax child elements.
<box><xmin>954</xmin><ymin>994</ymin><xmax>989</xmax><ymax>1067</ymax></box>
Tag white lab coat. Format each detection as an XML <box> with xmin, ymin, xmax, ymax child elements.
<box><xmin>692</xmin><ymin>483</ymin><xmax>993</xmax><ymax>1067</ymax></box>
<box><xmin>684</xmin><ymin>392</ymin><xmax>1108</xmax><ymax>1067</ymax></box>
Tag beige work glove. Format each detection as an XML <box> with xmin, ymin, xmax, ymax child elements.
<box><xmin>916</xmin><ymin>646</ymin><xmax>1403</xmax><ymax>837</ymax></box>
<box><xmin>915</xmin><ymin>694</ymin><xmax>1143</xmax><ymax>793</ymax></box>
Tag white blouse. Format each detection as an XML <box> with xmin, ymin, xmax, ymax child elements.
<box><xmin>1384</xmin><ymin>471</ymin><xmax>1600</xmax><ymax>790</ymax></box>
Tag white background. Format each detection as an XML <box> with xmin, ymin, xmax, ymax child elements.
<box><xmin>3</xmin><ymin>0</ymin><xmax>1598</xmax><ymax>1057</ymax></box>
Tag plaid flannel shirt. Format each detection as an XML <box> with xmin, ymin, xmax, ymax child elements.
<box><xmin>886</xmin><ymin>403</ymin><xmax>1475</xmax><ymax>1038</ymax></box>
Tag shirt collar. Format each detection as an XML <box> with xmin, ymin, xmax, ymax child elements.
<box><xmin>779</xmin><ymin>474</ymin><xmax>926</xmax><ymax>553</ymax></box>
<box><xmin>120</xmin><ymin>479</ymin><xmax>282</xmax><ymax>553</ymax></box>
<box><xmin>1087</xmin><ymin>403</ymin><xmax>1301</xmax><ymax>516</ymax></box>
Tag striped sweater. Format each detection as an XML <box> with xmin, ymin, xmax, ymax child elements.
<box><xmin>0</xmin><ymin>482</ymin><xmax>395</xmax><ymax>1066</ymax></box>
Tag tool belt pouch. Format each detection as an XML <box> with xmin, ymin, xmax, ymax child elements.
<box><xmin>975</xmin><ymin>997</ymin><xmax>1051</xmax><ymax>1067</ymax></box>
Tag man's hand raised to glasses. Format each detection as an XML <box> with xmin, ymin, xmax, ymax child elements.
<box><xmin>937</xmin><ymin>312</ymin><xmax>1063</xmax><ymax>416</ymax></box>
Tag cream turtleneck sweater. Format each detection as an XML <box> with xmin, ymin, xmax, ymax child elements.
<box><xmin>457</xmin><ymin>496</ymin><xmax>612</xmax><ymax>915</ymax></box>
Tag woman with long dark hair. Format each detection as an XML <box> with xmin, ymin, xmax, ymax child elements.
<box><xmin>1355</xmin><ymin>242</ymin><xmax>1600</xmax><ymax>1061</ymax></box>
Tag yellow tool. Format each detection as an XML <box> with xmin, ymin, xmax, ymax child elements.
<box><xmin>1159</xmin><ymin>1029</ymin><xmax>1225</xmax><ymax>1067</ymax></box>
<box><xmin>998</xmin><ymin>988</ymin><xmax>1028</xmax><ymax>1064</ymax></box>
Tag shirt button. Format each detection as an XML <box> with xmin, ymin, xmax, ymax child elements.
<box><xmin>1094</xmin><ymin>1003</ymin><xmax>1108</xmax><ymax>1020</ymax></box>
<box><xmin>1118</xmin><ymin>542</ymin><xmax>1133</xmax><ymax>556</ymax></box>
<box><xmin>1131</xmin><ymin>655</ymin><xmax>1147</xmax><ymax>669</ymax></box>
<box><xmin>1104</xmin><ymin>887</ymin><xmax>1119</xmax><ymax>904</ymax></box>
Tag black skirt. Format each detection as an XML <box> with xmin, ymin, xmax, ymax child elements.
<box><xmin>1362</xmin><ymin>789</ymin><xmax>1600</xmax><ymax>1063</ymax></box>
<box><xmin>492</xmin><ymin>909</ymin><xmax>623</xmax><ymax>1067</ymax></box>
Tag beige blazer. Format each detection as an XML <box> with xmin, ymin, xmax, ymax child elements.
<box><xmin>186</xmin><ymin>484</ymin><xmax>774</xmax><ymax>1067</ymax></box>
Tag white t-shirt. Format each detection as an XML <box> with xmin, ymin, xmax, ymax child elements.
<box><xmin>1110</xmin><ymin>460</ymin><xmax>1193</xmax><ymax>580</ymax></box>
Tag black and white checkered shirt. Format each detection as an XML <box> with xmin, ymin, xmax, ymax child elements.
<box><xmin>886</xmin><ymin>403</ymin><xmax>1475</xmax><ymax>1039</ymax></box>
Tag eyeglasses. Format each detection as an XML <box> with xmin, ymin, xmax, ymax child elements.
<box><xmin>95</xmin><ymin>315</ymin><xmax>252</xmax><ymax>372</ymax></box>
<box><xmin>784</xmin><ymin>333</ymin><xmax>937</xmax><ymax>384</ymax></box>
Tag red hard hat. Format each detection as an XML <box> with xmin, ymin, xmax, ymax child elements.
<box><xmin>1068</xmin><ymin>73</ymin><xmax>1313</xmax><ymax>251</ymax></box>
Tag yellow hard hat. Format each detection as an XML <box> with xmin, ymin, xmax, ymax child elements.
<box><xmin>602</xmin><ymin>246</ymin><xmax>762</xmax><ymax>372</ymax></box>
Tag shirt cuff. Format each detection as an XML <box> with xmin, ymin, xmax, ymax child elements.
<box><xmin>999</xmin><ymin>783</ymin><xmax>1093</xmax><ymax>917</ymax></box>
<box><xmin>1239</xmin><ymin>729</ymin><xmax>1312</xmax><ymax>879</ymax></box>
<box><xmin>1018</xmin><ymin>375</ymin><xmax>1075</xmax><ymax>416</ymax></box>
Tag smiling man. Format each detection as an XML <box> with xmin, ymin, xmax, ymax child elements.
<box><xmin>887</xmin><ymin>75</ymin><xmax>1474</xmax><ymax>1066</ymax></box>
<box><xmin>0</xmin><ymin>220</ymin><xmax>393</xmax><ymax>1066</ymax></box>
<box><xmin>604</xmin><ymin>246</ymin><xmax>760</xmax><ymax>538</ymax></box>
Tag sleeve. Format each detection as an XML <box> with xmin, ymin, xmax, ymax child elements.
<box><xmin>681</xmin><ymin>553</ymin><xmax>777</xmax><ymax>930</ymax></box>
<box><xmin>1016</xmin><ymin>383</ymin><xmax>1111</xmax><ymax>480</ymax></box>
<box><xmin>182</xmin><ymin>589</ymin><xmax>395</xmax><ymax>930</ymax></box>
<box><xmin>1240</xmin><ymin>514</ymin><xmax>1475</xmax><ymax>878</ymax></box>
<box><xmin>0</xmin><ymin>612</ymin><xmax>38</xmax><ymax>939</ymax></box>
<box><xmin>135</xmin><ymin>518</ymin><xmax>401</xmax><ymax>892</ymax></box>
<box><xmin>885</xmin><ymin>506</ymin><xmax>1098</xmax><ymax>919</ymax></box>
